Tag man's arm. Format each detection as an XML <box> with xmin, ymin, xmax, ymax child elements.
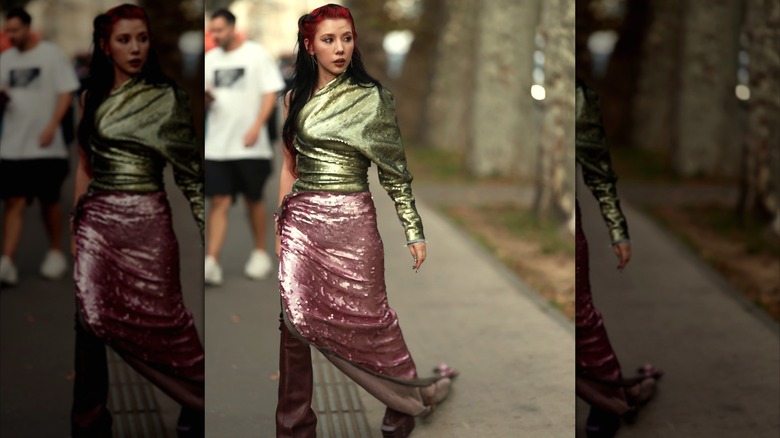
<box><xmin>243</xmin><ymin>91</ymin><xmax>277</xmax><ymax>147</ymax></box>
<box><xmin>39</xmin><ymin>92</ymin><xmax>73</xmax><ymax>147</ymax></box>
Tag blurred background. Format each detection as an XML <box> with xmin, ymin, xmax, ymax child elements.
<box><xmin>575</xmin><ymin>1</ymin><xmax>779</xmax><ymax>436</ymax></box>
<box><xmin>577</xmin><ymin>0</ymin><xmax>779</xmax><ymax>321</ymax></box>
<box><xmin>202</xmin><ymin>1</ymin><xmax>578</xmax><ymax>436</ymax></box>
<box><xmin>205</xmin><ymin>0</ymin><xmax>579</xmax><ymax>315</ymax></box>
<box><xmin>0</xmin><ymin>1</ymin><xmax>204</xmax><ymax>436</ymax></box>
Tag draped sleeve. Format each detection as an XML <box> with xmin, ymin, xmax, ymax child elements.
<box><xmin>90</xmin><ymin>80</ymin><xmax>204</xmax><ymax>241</ymax></box>
<box><xmin>295</xmin><ymin>77</ymin><xmax>425</xmax><ymax>243</ymax></box>
<box><xmin>348</xmin><ymin>86</ymin><xmax>424</xmax><ymax>243</ymax></box>
<box><xmin>154</xmin><ymin>86</ymin><xmax>205</xmax><ymax>241</ymax></box>
<box><xmin>575</xmin><ymin>81</ymin><xmax>629</xmax><ymax>244</ymax></box>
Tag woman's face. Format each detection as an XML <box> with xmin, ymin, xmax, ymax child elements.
<box><xmin>104</xmin><ymin>18</ymin><xmax>149</xmax><ymax>83</ymax></box>
<box><xmin>306</xmin><ymin>18</ymin><xmax>354</xmax><ymax>83</ymax></box>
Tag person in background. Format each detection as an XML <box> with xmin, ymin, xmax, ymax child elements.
<box><xmin>203</xmin><ymin>8</ymin><xmax>285</xmax><ymax>286</ymax></box>
<box><xmin>0</xmin><ymin>7</ymin><xmax>78</xmax><ymax>286</ymax></box>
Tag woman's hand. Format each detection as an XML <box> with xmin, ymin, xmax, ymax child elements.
<box><xmin>408</xmin><ymin>242</ymin><xmax>426</xmax><ymax>272</ymax></box>
<box><xmin>612</xmin><ymin>241</ymin><xmax>631</xmax><ymax>271</ymax></box>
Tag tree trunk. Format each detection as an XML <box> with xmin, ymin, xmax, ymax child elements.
<box><xmin>597</xmin><ymin>0</ymin><xmax>650</xmax><ymax>147</ymax></box>
<box><xmin>673</xmin><ymin>0</ymin><xmax>742</xmax><ymax>177</ymax></box>
<box><xmin>533</xmin><ymin>0</ymin><xmax>574</xmax><ymax>220</ymax></box>
<box><xmin>738</xmin><ymin>0</ymin><xmax>780</xmax><ymax>234</ymax></box>
<box><xmin>467</xmin><ymin>0</ymin><xmax>540</xmax><ymax>178</ymax></box>
<box><xmin>423</xmin><ymin>0</ymin><xmax>480</xmax><ymax>154</ymax></box>
<box><xmin>345</xmin><ymin>0</ymin><xmax>390</xmax><ymax>86</ymax></box>
<box><xmin>393</xmin><ymin>0</ymin><xmax>446</xmax><ymax>143</ymax></box>
<box><xmin>629</xmin><ymin>0</ymin><xmax>684</xmax><ymax>153</ymax></box>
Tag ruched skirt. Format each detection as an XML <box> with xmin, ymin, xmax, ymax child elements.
<box><xmin>72</xmin><ymin>191</ymin><xmax>204</xmax><ymax>391</ymax></box>
<box><xmin>276</xmin><ymin>191</ymin><xmax>437</xmax><ymax>414</ymax></box>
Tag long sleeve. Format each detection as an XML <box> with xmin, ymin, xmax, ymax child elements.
<box><xmin>156</xmin><ymin>87</ymin><xmax>205</xmax><ymax>241</ymax></box>
<box><xmin>355</xmin><ymin>87</ymin><xmax>424</xmax><ymax>243</ymax></box>
<box><xmin>575</xmin><ymin>81</ymin><xmax>629</xmax><ymax>243</ymax></box>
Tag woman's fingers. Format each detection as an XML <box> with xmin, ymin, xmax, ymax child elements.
<box><xmin>613</xmin><ymin>242</ymin><xmax>631</xmax><ymax>271</ymax></box>
<box><xmin>408</xmin><ymin>242</ymin><xmax>426</xmax><ymax>271</ymax></box>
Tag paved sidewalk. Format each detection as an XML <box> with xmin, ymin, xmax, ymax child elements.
<box><xmin>0</xmin><ymin>157</ymin><xmax>203</xmax><ymax>437</ymax></box>
<box><xmin>575</xmin><ymin>180</ymin><xmax>780</xmax><ymax>438</ymax></box>
<box><xmin>205</xmin><ymin>166</ymin><xmax>576</xmax><ymax>437</ymax></box>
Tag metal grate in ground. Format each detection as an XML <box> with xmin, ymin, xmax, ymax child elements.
<box><xmin>312</xmin><ymin>351</ymin><xmax>376</xmax><ymax>438</ymax></box>
<box><xmin>107</xmin><ymin>349</ymin><xmax>169</xmax><ymax>438</ymax></box>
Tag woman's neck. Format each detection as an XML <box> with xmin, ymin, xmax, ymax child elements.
<box><xmin>112</xmin><ymin>70</ymin><xmax>135</xmax><ymax>91</ymax></box>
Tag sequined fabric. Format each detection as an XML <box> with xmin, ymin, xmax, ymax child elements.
<box><xmin>575</xmin><ymin>201</ymin><xmax>623</xmax><ymax>382</ymax></box>
<box><xmin>73</xmin><ymin>191</ymin><xmax>204</xmax><ymax>381</ymax></box>
<box><xmin>292</xmin><ymin>74</ymin><xmax>423</xmax><ymax>243</ymax></box>
<box><xmin>576</xmin><ymin>78</ymin><xmax>629</xmax><ymax>244</ymax></box>
<box><xmin>88</xmin><ymin>78</ymin><xmax>204</xmax><ymax>239</ymax></box>
<box><xmin>277</xmin><ymin>191</ymin><xmax>433</xmax><ymax>385</ymax></box>
<box><xmin>575</xmin><ymin>200</ymin><xmax>630</xmax><ymax>414</ymax></box>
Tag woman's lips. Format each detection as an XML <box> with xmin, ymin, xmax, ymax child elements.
<box><xmin>129</xmin><ymin>59</ymin><xmax>142</xmax><ymax>68</ymax></box>
<box><xmin>334</xmin><ymin>59</ymin><xmax>346</xmax><ymax>67</ymax></box>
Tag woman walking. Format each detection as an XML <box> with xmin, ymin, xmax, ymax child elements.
<box><xmin>575</xmin><ymin>77</ymin><xmax>662</xmax><ymax>438</ymax></box>
<box><xmin>71</xmin><ymin>4</ymin><xmax>205</xmax><ymax>437</ymax></box>
<box><xmin>275</xmin><ymin>4</ymin><xmax>456</xmax><ymax>438</ymax></box>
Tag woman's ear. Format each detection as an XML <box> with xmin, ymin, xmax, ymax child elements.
<box><xmin>303</xmin><ymin>38</ymin><xmax>313</xmax><ymax>55</ymax></box>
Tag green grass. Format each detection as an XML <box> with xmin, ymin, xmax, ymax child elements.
<box><xmin>611</xmin><ymin>146</ymin><xmax>678</xmax><ymax>183</ymax></box>
<box><xmin>485</xmin><ymin>205</ymin><xmax>575</xmax><ymax>257</ymax></box>
<box><xmin>611</xmin><ymin>146</ymin><xmax>738</xmax><ymax>185</ymax></box>
<box><xmin>439</xmin><ymin>203</ymin><xmax>574</xmax><ymax>258</ymax></box>
<box><xmin>405</xmin><ymin>145</ymin><xmax>469</xmax><ymax>182</ymax></box>
<box><xmin>405</xmin><ymin>144</ymin><xmax>516</xmax><ymax>184</ymax></box>
<box><xmin>683</xmin><ymin>205</ymin><xmax>780</xmax><ymax>257</ymax></box>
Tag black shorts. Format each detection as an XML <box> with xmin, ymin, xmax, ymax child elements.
<box><xmin>0</xmin><ymin>158</ymin><xmax>69</xmax><ymax>204</ymax></box>
<box><xmin>205</xmin><ymin>159</ymin><xmax>273</xmax><ymax>202</ymax></box>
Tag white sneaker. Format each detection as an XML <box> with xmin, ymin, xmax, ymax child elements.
<box><xmin>40</xmin><ymin>249</ymin><xmax>67</xmax><ymax>280</ymax></box>
<box><xmin>244</xmin><ymin>249</ymin><xmax>272</xmax><ymax>280</ymax></box>
<box><xmin>204</xmin><ymin>255</ymin><xmax>223</xmax><ymax>286</ymax></box>
<box><xmin>0</xmin><ymin>255</ymin><xmax>18</xmax><ymax>286</ymax></box>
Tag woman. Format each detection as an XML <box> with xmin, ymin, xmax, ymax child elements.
<box><xmin>575</xmin><ymin>77</ymin><xmax>662</xmax><ymax>438</ymax></box>
<box><xmin>70</xmin><ymin>4</ymin><xmax>204</xmax><ymax>437</ymax></box>
<box><xmin>275</xmin><ymin>4</ymin><xmax>456</xmax><ymax>438</ymax></box>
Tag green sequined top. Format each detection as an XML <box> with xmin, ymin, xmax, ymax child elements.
<box><xmin>88</xmin><ymin>78</ymin><xmax>204</xmax><ymax>238</ymax></box>
<box><xmin>575</xmin><ymin>79</ymin><xmax>629</xmax><ymax>244</ymax></box>
<box><xmin>293</xmin><ymin>74</ymin><xmax>424</xmax><ymax>243</ymax></box>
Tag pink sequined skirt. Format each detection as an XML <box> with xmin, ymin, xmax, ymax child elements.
<box><xmin>277</xmin><ymin>191</ymin><xmax>432</xmax><ymax>386</ymax></box>
<box><xmin>73</xmin><ymin>191</ymin><xmax>204</xmax><ymax>381</ymax></box>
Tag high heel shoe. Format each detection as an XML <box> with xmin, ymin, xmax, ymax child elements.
<box><xmin>581</xmin><ymin>363</ymin><xmax>662</xmax><ymax>436</ymax></box>
<box><xmin>419</xmin><ymin>377</ymin><xmax>453</xmax><ymax>417</ymax></box>
<box><xmin>381</xmin><ymin>408</ymin><xmax>415</xmax><ymax>438</ymax></box>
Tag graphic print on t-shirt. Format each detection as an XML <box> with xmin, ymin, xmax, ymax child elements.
<box><xmin>9</xmin><ymin>67</ymin><xmax>42</xmax><ymax>89</ymax></box>
<box><xmin>214</xmin><ymin>68</ymin><xmax>245</xmax><ymax>89</ymax></box>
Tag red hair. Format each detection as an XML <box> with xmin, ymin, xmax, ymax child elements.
<box><xmin>95</xmin><ymin>3</ymin><xmax>150</xmax><ymax>45</ymax></box>
<box><xmin>299</xmin><ymin>3</ymin><xmax>358</xmax><ymax>45</ymax></box>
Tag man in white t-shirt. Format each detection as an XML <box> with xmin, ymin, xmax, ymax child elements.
<box><xmin>204</xmin><ymin>9</ymin><xmax>285</xmax><ymax>286</ymax></box>
<box><xmin>0</xmin><ymin>8</ymin><xmax>79</xmax><ymax>286</ymax></box>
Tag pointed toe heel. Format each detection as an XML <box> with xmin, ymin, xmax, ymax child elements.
<box><xmin>381</xmin><ymin>408</ymin><xmax>415</xmax><ymax>438</ymax></box>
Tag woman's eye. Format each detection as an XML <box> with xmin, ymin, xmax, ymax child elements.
<box><xmin>324</xmin><ymin>38</ymin><xmax>333</xmax><ymax>43</ymax></box>
<box><xmin>344</xmin><ymin>37</ymin><xmax>352</xmax><ymax>42</ymax></box>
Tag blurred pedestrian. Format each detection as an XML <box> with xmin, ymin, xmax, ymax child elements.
<box><xmin>71</xmin><ymin>4</ymin><xmax>204</xmax><ymax>436</ymax></box>
<box><xmin>203</xmin><ymin>8</ymin><xmax>284</xmax><ymax>286</ymax></box>
<box><xmin>275</xmin><ymin>5</ymin><xmax>457</xmax><ymax>438</ymax></box>
<box><xmin>575</xmin><ymin>77</ymin><xmax>662</xmax><ymax>438</ymax></box>
<box><xmin>0</xmin><ymin>7</ymin><xmax>78</xmax><ymax>286</ymax></box>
